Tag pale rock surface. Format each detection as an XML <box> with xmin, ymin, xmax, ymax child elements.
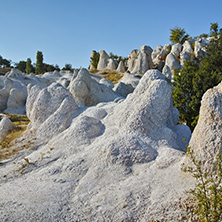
<box><xmin>0</xmin><ymin>77</ymin><xmax>14</xmax><ymax>112</ymax></box>
<box><xmin>151</xmin><ymin>45</ymin><xmax>163</xmax><ymax>61</ymax></box>
<box><xmin>158</xmin><ymin>44</ymin><xmax>171</xmax><ymax>60</ymax></box>
<box><xmin>127</xmin><ymin>49</ymin><xmax>140</xmax><ymax>72</ymax></box>
<box><xmin>188</xmin><ymin>81</ymin><xmax>222</xmax><ymax>168</ymax></box>
<box><xmin>180</xmin><ymin>52</ymin><xmax>191</xmax><ymax>66</ymax></box>
<box><xmin>57</xmin><ymin>77</ymin><xmax>70</xmax><ymax>88</ymax></box>
<box><xmin>162</xmin><ymin>65</ymin><xmax>172</xmax><ymax>80</ymax></box>
<box><xmin>4</xmin><ymin>88</ymin><xmax>27</xmax><ymax>114</ymax></box>
<box><xmin>5</xmin><ymin>68</ymin><xmax>25</xmax><ymax>78</ymax></box>
<box><xmin>99</xmin><ymin>78</ymin><xmax>114</xmax><ymax>88</ymax></box>
<box><xmin>97</xmin><ymin>50</ymin><xmax>109</xmax><ymax>70</ymax></box>
<box><xmin>163</xmin><ymin>53</ymin><xmax>181</xmax><ymax>78</ymax></box>
<box><xmin>69</xmin><ymin>68</ymin><xmax>120</xmax><ymax>107</ymax></box>
<box><xmin>152</xmin><ymin>44</ymin><xmax>171</xmax><ymax>62</ymax></box>
<box><xmin>118</xmin><ymin>73</ymin><xmax>140</xmax><ymax>88</ymax></box>
<box><xmin>131</xmin><ymin>45</ymin><xmax>153</xmax><ymax>74</ymax></box>
<box><xmin>180</xmin><ymin>41</ymin><xmax>194</xmax><ymax>65</ymax></box>
<box><xmin>0</xmin><ymin>70</ymin><xmax>195</xmax><ymax>221</ymax></box>
<box><xmin>113</xmin><ymin>82</ymin><xmax>134</xmax><ymax>98</ymax></box>
<box><xmin>152</xmin><ymin>44</ymin><xmax>171</xmax><ymax>72</ymax></box>
<box><xmin>194</xmin><ymin>37</ymin><xmax>210</xmax><ymax>58</ymax></box>
<box><xmin>42</xmin><ymin>70</ymin><xmax>62</xmax><ymax>81</ymax></box>
<box><xmin>106</xmin><ymin>58</ymin><xmax>117</xmax><ymax>70</ymax></box>
<box><xmin>0</xmin><ymin>117</ymin><xmax>15</xmax><ymax>142</ymax></box>
<box><xmin>5</xmin><ymin>68</ymin><xmax>53</xmax><ymax>88</ymax></box>
<box><xmin>116</xmin><ymin>60</ymin><xmax>126</xmax><ymax>73</ymax></box>
<box><xmin>182</xmin><ymin>40</ymin><xmax>193</xmax><ymax>55</ymax></box>
<box><xmin>26</xmin><ymin>82</ymin><xmax>79</xmax><ymax>138</ymax></box>
<box><xmin>171</xmin><ymin>43</ymin><xmax>182</xmax><ymax>57</ymax></box>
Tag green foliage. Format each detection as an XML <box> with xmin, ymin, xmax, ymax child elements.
<box><xmin>90</xmin><ymin>50</ymin><xmax>100</xmax><ymax>70</ymax></box>
<box><xmin>198</xmin><ymin>31</ymin><xmax>222</xmax><ymax>90</ymax></box>
<box><xmin>25</xmin><ymin>58</ymin><xmax>35</xmax><ymax>74</ymax></box>
<box><xmin>16</xmin><ymin>60</ymin><xmax>26</xmax><ymax>73</ymax></box>
<box><xmin>209</xmin><ymin>22</ymin><xmax>222</xmax><ymax>37</ymax></box>
<box><xmin>173</xmin><ymin>24</ymin><xmax>222</xmax><ymax>131</ymax></box>
<box><xmin>0</xmin><ymin>56</ymin><xmax>11</xmax><ymax>67</ymax></box>
<box><xmin>55</xmin><ymin>64</ymin><xmax>60</xmax><ymax>71</ymax></box>
<box><xmin>35</xmin><ymin>51</ymin><xmax>44</xmax><ymax>74</ymax></box>
<box><xmin>183</xmin><ymin>147</ymin><xmax>222</xmax><ymax>222</ymax></box>
<box><xmin>110</xmin><ymin>52</ymin><xmax>128</xmax><ymax>63</ymax></box>
<box><xmin>62</xmin><ymin>63</ymin><xmax>72</xmax><ymax>70</ymax></box>
<box><xmin>170</xmin><ymin>26</ymin><xmax>190</xmax><ymax>44</ymax></box>
<box><xmin>173</xmin><ymin>60</ymin><xmax>201</xmax><ymax>131</ymax></box>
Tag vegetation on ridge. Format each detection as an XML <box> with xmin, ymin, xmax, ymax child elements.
<box><xmin>172</xmin><ymin>23</ymin><xmax>222</xmax><ymax>131</ymax></box>
<box><xmin>183</xmin><ymin>147</ymin><xmax>222</xmax><ymax>222</ymax></box>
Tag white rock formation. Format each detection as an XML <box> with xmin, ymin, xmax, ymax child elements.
<box><xmin>152</xmin><ymin>44</ymin><xmax>171</xmax><ymax>72</ymax></box>
<box><xmin>118</xmin><ymin>73</ymin><xmax>140</xmax><ymax>88</ymax></box>
<box><xmin>4</xmin><ymin>88</ymin><xmax>26</xmax><ymax>114</ymax></box>
<box><xmin>152</xmin><ymin>45</ymin><xmax>163</xmax><ymax>61</ymax></box>
<box><xmin>106</xmin><ymin>58</ymin><xmax>117</xmax><ymax>70</ymax></box>
<box><xmin>188</xmin><ymin>81</ymin><xmax>222</xmax><ymax>168</ymax></box>
<box><xmin>26</xmin><ymin>82</ymin><xmax>79</xmax><ymax>139</ymax></box>
<box><xmin>113</xmin><ymin>82</ymin><xmax>134</xmax><ymax>98</ymax></box>
<box><xmin>116</xmin><ymin>60</ymin><xmax>125</xmax><ymax>73</ymax></box>
<box><xmin>194</xmin><ymin>37</ymin><xmax>210</xmax><ymax>58</ymax></box>
<box><xmin>68</xmin><ymin>68</ymin><xmax>120</xmax><ymax>106</ymax></box>
<box><xmin>159</xmin><ymin>44</ymin><xmax>171</xmax><ymax>60</ymax></box>
<box><xmin>0</xmin><ymin>117</ymin><xmax>15</xmax><ymax>142</ymax></box>
<box><xmin>127</xmin><ymin>49</ymin><xmax>140</xmax><ymax>72</ymax></box>
<box><xmin>0</xmin><ymin>69</ymin><xmax>194</xmax><ymax>221</ymax></box>
<box><xmin>163</xmin><ymin>53</ymin><xmax>181</xmax><ymax>78</ymax></box>
<box><xmin>171</xmin><ymin>43</ymin><xmax>182</xmax><ymax>57</ymax></box>
<box><xmin>99</xmin><ymin>78</ymin><xmax>114</xmax><ymax>88</ymax></box>
<box><xmin>180</xmin><ymin>41</ymin><xmax>194</xmax><ymax>65</ymax></box>
<box><xmin>0</xmin><ymin>77</ymin><xmax>14</xmax><ymax>112</ymax></box>
<box><xmin>97</xmin><ymin>50</ymin><xmax>109</xmax><ymax>70</ymax></box>
<box><xmin>129</xmin><ymin>45</ymin><xmax>153</xmax><ymax>74</ymax></box>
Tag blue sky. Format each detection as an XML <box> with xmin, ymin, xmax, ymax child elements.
<box><xmin>1</xmin><ymin>0</ymin><xmax>222</xmax><ymax>69</ymax></box>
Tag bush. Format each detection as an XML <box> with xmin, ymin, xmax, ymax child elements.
<box><xmin>183</xmin><ymin>147</ymin><xmax>222</xmax><ymax>221</ymax></box>
<box><xmin>170</xmin><ymin>26</ymin><xmax>190</xmax><ymax>45</ymax></box>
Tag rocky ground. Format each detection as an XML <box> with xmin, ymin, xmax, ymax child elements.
<box><xmin>0</xmin><ymin>39</ymin><xmax>220</xmax><ymax>220</ymax></box>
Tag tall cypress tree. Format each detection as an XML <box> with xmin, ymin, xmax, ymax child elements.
<box><xmin>35</xmin><ymin>51</ymin><xmax>44</xmax><ymax>74</ymax></box>
<box><xmin>26</xmin><ymin>58</ymin><xmax>33</xmax><ymax>74</ymax></box>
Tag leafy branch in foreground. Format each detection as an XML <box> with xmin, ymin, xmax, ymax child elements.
<box><xmin>183</xmin><ymin>147</ymin><xmax>222</xmax><ymax>222</ymax></box>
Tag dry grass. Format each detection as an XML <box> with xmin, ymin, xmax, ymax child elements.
<box><xmin>0</xmin><ymin>67</ymin><xmax>11</xmax><ymax>76</ymax></box>
<box><xmin>88</xmin><ymin>69</ymin><xmax>99</xmax><ymax>74</ymax></box>
<box><xmin>100</xmin><ymin>70</ymin><xmax>123</xmax><ymax>84</ymax></box>
<box><xmin>0</xmin><ymin>114</ymin><xmax>30</xmax><ymax>161</ymax></box>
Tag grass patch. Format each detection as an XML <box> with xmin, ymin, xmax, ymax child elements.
<box><xmin>100</xmin><ymin>70</ymin><xmax>123</xmax><ymax>84</ymax></box>
<box><xmin>0</xmin><ymin>114</ymin><xmax>30</xmax><ymax>161</ymax></box>
<box><xmin>88</xmin><ymin>69</ymin><xmax>99</xmax><ymax>74</ymax></box>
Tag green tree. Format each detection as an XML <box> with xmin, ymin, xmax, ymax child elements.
<box><xmin>170</xmin><ymin>26</ymin><xmax>190</xmax><ymax>45</ymax></box>
<box><xmin>46</xmin><ymin>64</ymin><xmax>55</xmax><ymax>72</ymax></box>
<box><xmin>109</xmin><ymin>52</ymin><xmax>128</xmax><ymax>64</ymax></box>
<box><xmin>199</xmin><ymin>29</ymin><xmax>222</xmax><ymax>92</ymax></box>
<box><xmin>16</xmin><ymin>61</ymin><xmax>26</xmax><ymax>72</ymax></box>
<box><xmin>90</xmin><ymin>50</ymin><xmax>100</xmax><ymax>70</ymax></box>
<box><xmin>62</xmin><ymin>64</ymin><xmax>72</xmax><ymax>70</ymax></box>
<box><xmin>173</xmin><ymin>24</ymin><xmax>222</xmax><ymax>131</ymax></box>
<box><xmin>173</xmin><ymin>60</ymin><xmax>200</xmax><ymax>130</ymax></box>
<box><xmin>0</xmin><ymin>56</ymin><xmax>11</xmax><ymax>67</ymax></box>
<box><xmin>55</xmin><ymin>64</ymin><xmax>60</xmax><ymax>71</ymax></box>
<box><xmin>25</xmin><ymin>58</ymin><xmax>34</xmax><ymax>74</ymax></box>
<box><xmin>35</xmin><ymin>51</ymin><xmax>44</xmax><ymax>74</ymax></box>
